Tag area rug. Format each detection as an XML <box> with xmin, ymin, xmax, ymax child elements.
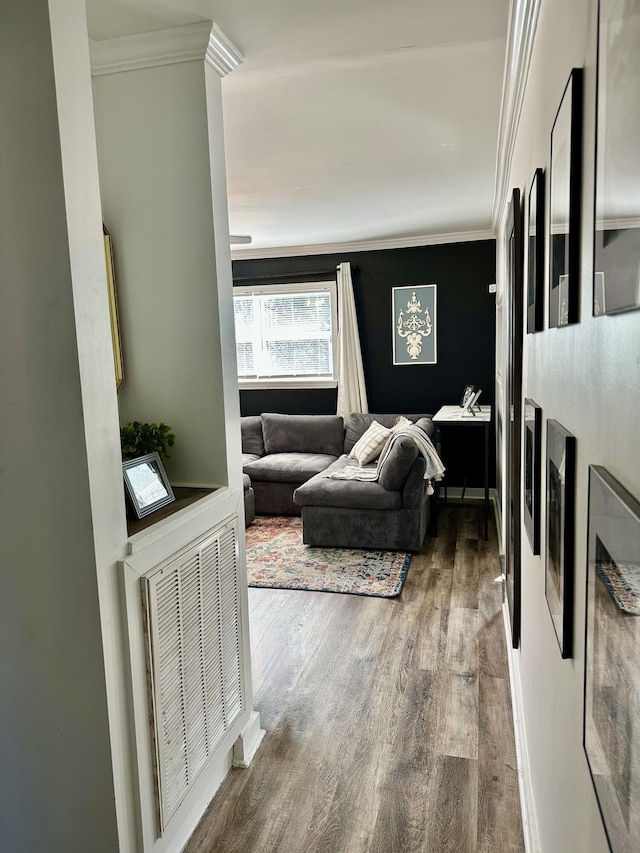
<box><xmin>245</xmin><ymin>516</ymin><xmax>411</xmax><ymax>598</ymax></box>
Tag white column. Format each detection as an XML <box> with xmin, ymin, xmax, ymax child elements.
<box><xmin>0</xmin><ymin>1</ymin><xmax>122</xmax><ymax>849</ymax></box>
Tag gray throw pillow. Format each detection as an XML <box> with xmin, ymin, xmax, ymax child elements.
<box><xmin>241</xmin><ymin>416</ymin><xmax>265</xmax><ymax>456</ymax></box>
<box><xmin>377</xmin><ymin>436</ymin><xmax>419</xmax><ymax>491</ymax></box>
<box><xmin>262</xmin><ymin>412</ymin><xmax>344</xmax><ymax>456</ymax></box>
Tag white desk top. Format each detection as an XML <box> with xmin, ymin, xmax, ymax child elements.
<box><xmin>432</xmin><ymin>404</ymin><xmax>492</xmax><ymax>424</ymax></box>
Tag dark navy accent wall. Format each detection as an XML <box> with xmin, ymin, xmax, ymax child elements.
<box><xmin>233</xmin><ymin>240</ymin><xmax>496</xmax><ymax>486</ymax></box>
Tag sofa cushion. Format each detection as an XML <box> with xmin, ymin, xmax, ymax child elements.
<box><xmin>293</xmin><ymin>457</ymin><xmax>401</xmax><ymax>510</ymax></box>
<box><xmin>343</xmin><ymin>413</ymin><xmax>433</xmax><ymax>453</ymax></box>
<box><xmin>241</xmin><ymin>416</ymin><xmax>265</xmax><ymax>456</ymax></box>
<box><xmin>350</xmin><ymin>420</ymin><xmax>391</xmax><ymax>465</ymax></box>
<box><xmin>242</xmin><ymin>473</ymin><xmax>252</xmax><ymax>491</ymax></box>
<box><xmin>378</xmin><ymin>435</ymin><xmax>420</xmax><ymax>491</ymax></box>
<box><xmin>242</xmin><ymin>453</ymin><xmax>261</xmax><ymax>468</ymax></box>
<box><xmin>261</xmin><ymin>413</ymin><xmax>344</xmax><ymax>456</ymax></box>
<box><xmin>414</xmin><ymin>417</ymin><xmax>436</xmax><ymax>440</ymax></box>
<box><xmin>243</xmin><ymin>452</ymin><xmax>337</xmax><ymax>484</ymax></box>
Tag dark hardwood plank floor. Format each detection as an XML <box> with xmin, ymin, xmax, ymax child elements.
<box><xmin>185</xmin><ymin>507</ymin><xmax>524</xmax><ymax>853</ymax></box>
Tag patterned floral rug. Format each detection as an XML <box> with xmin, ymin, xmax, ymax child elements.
<box><xmin>245</xmin><ymin>516</ymin><xmax>411</xmax><ymax>597</ymax></box>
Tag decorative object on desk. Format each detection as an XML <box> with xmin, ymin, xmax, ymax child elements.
<box><xmin>462</xmin><ymin>389</ymin><xmax>482</xmax><ymax>415</ymax></box>
<box><xmin>122</xmin><ymin>451</ymin><xmax>175</xmax><ymax>519</ymax></box>
<box><xmin>527</xmin><ymin>168</ymin><xmax>545</xmax><ymax>333</ymax></box>
<box><xmin>545</xmin><ymin>419</ymin><xmax>576</xmax><ymax>657</ymax></box>
<box><xmin>460</xmin><ymin>384</ymin><xmax>475</xmax><ymax>407</ymax></box>
<box><xmin>120</xmin><ymin>421</ymin><xmax>175</xmax><ymax>462</ymax></box>
<box><xmin>245</xmin><ymin>516</ymin><xmax>411</xmax><ymax>598</ymax></box>
<box><xmin>392</xmin><ymin>284</ymin><xmax>437</xmax><ymax>365</ymax></box>
<box><xmin>593</xmin><ymin>0</ymin><xmax>640</xmax><ymax>316</ymax></box>
<box><xmin>584</xmin><ymin>466</ymin><xmax>640</xmax><ymax>853</ymax></box>
<box><xmin>103</xmin><ymin>224</ymin><xmax>124</xmax><ymax>389</ymax></box>
<box><xmin>523</xmin><ymin>399</ymin><xmax>542</xmax><ymax>554</ymax></box>
<box><xmin>549</xmin><ymin>68</ymin><xmax>583</xmax><ymax>328</ymax></box>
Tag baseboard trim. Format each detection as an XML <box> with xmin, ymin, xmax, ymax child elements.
<box><xmin>232</xmin><ymin>711</ymin><xmax>265</xmax><ymax>768</ymax></box>
<box><xmin>502</xmin><ymin>603</ymin><xmax>541</xmax><ymax>853</ymax></box>
<box><xmin>439</xmin><ymin>486</ymin><xmax>494</xmax><ymax>501</ymax></box>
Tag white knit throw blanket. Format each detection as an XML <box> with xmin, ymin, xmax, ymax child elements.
<box><xmin>328</xmin><ymin>424</ymin><xmax>445</xmax><ymax>489</ymax></box>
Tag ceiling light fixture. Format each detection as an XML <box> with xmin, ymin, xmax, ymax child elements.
<box><xmin>229</xmin><ymin>235</ymin><xmax>252</xmax><ymax>244</ymax></box>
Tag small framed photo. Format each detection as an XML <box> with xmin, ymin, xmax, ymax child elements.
<box><xmin>461</xmin><ymin>388</ymin><xmax>482</xmax><ymax>416</ymax></box>
<box><xmin>122</xmin><ymin>451</ymin><xmax>175</xmax><ymax>519</ymax></box>
<box><xmin>545</xmin><ymin>419</ymin><xmax>576</xmax><ymax>657</ymax></box>
<box><xmin>549</xmin><ymin>68</ymin><xmax>583</xmax><ymax>328</ymax></box>
<box><xmin>527</xmin><ymin>168</ymin><xmax>545</xmax><ymax>333</ymax></box>
<box><xmin>460</xmin><ymin>384</ymin><xmax>475</xmax><ymax>407</ymax></box>
<box><xmin>584</xmin><ymin>466</ymin><xmax>640</xmax><ymax>852</ymax></box>
<box><xmin>524</xmin><ymin>399</ymin><xmax>542</xmax><ymax>554</ymax></box>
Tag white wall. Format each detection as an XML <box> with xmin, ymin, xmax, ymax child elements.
<box><xmin>0</xmin><ymin>1</ymin><xmax>122</xmax><ymax>848</ymax></box>
<box><xmin>498</xmin><ymin>1</ymin><xmax>640</xmax><ymax>850</ymax></box>
<box><xmin>92</xmin><ymin>59</ymin><xmax>228</xmax><ymax>488</ymax></box>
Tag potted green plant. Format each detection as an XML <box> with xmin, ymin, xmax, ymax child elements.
<box><xmin>120</xmin><ymin>421</ymin><xmax>175</xmax><ymax>462</ymax></box>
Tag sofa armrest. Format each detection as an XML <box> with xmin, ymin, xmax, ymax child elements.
<box><xmin>401</xmin><ymin>456</ymin><xmax>427</xmax><ymax>509</ymax></box>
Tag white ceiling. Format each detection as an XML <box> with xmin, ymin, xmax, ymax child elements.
<box><xmin>85</xmin><ymin>0</ymin><xmax>511</xmax><ymax>256</ymax></box>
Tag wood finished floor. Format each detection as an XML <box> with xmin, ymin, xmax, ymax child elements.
<box><xmin>185</xmin><ymin>507</ymin><xmax>524</xmax><ymax>853</ymax></box>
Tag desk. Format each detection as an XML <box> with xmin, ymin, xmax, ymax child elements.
<box><xmin>432</xmin><ymin>404</ymin><xmax>492</xmax><ymax>540</ymax></box>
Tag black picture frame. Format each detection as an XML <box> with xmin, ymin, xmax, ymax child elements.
<box><xmin>122</xmin><ymin>451</ymin><xmax>175</xmax><ymax>519</ymax></box>
<box><xmin>460</xmin><ymin>384</ymin><xmax>475</xmax><ymax>407</ymax></box>
<box><xmin>505</xmin><ymin>188</ymin><xmax>524</xmax><ymax>649</ymax></box>
<box><xmin>584</xmin><ymin>466</ymin><xmax>640</xmax><ymax>852</ymax></box>
<box><xmin>593</xmin><ymin>1</ymin><xmax>640</xmax><ymax>315</ymax></box>
<box><xmin>527</xmin><ymin>168</ymin><xmax>545</xmax><ymax>333</ymax></box>
<box><xmin>524</xmin><ymin>399</ymin><xmax>542</xmax><ymax>554</ymax></box>
<box><xmin>545</xmin><ymin>419</ymin><xmax>576</xmax><ymax>657</ymax></box>
<box><xmin>549</xmin><ymin>68</ymin><xmax>583</xmax><ymax>328</ymax></box>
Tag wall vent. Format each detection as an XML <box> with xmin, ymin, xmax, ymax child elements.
<box><xmin>141</xmin><ymin>518</ymin><xmax>243</xmax><ymax>832</ymax></box>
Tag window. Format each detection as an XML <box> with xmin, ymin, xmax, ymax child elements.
<box><xmin>233</xmin><ymin>281</ymin><xmax>337</xmax><ymax>388</ymax></box>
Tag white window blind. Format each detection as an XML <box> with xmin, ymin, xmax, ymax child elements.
<box><xmin>233</xmin><ymin>281</ymin><xmax>337</xmax><ymax>387</ymax></box>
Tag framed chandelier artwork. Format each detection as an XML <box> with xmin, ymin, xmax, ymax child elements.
<box><xmin>392</xmin><ymin>284</ymin><xmax>437</xmax><ymax>365</ymax></box>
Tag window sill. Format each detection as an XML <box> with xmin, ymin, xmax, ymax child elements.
<box><xmin>238</xmin><ymin>379</ymin><xmax>338</xmax><ymax>391</ymax></box>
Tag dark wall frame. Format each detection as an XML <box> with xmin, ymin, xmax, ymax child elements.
<box><xmin>527</xmin><ymin>169</ymin><xmax>545</xmax><ymax>333</ymax></box>
<box><xmin>505</xmin><ymin>188</ymin><xmax>524</xmax><ymax>649</ymax></box>
<box><xmin>549</xmin><ymin>68</ymin><xmax>583</xmax><ymax>328</ymax></box>
<box><xmin>545</xmin><ymin>419</ymin><xmax>576</xmax><ymax>658</ymax></box>
<box><xmin>584</xmin><ymin>465</ymin><xmax>640</xmax><ymax>852</ymax></box>
<box><xmin>524</xmin><ymin>399</ymin><xmax>542</xmax><ymax>555</ymax></box>
<box><xmin>593</xmin><ymin>0</ymin><xmax>640</xmax><ymax>316</ymax></box>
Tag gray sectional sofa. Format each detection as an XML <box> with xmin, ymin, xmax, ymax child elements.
<box><xmin>241</xmin><ymin>412</ymin><xmax>438</xmax><ymax>551</ymax></box>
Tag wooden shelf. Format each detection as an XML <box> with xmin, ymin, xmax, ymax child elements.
<box><xmin>126</xmin><ymin>486</ymin><xmax>218</xmax><ymax>537</ymax></box>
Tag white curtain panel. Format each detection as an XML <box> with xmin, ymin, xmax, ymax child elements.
<box><xmin>336</xmin><ymin>262</ymin><xmax>369</xmax><ymax>418</ymax></box>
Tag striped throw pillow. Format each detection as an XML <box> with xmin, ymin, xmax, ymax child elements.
<box><xmin>350</xmin><ymin>420</ymin><xmax>391</xmax><ymax>465</ymax></box>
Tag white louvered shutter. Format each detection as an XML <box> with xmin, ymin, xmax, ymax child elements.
<box><xmin>142</xmin><ymin>518</ymin><xmax>244</xmax><ymax>831</ymax></box>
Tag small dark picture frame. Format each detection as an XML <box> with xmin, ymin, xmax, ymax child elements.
<box><xmin>527</xmin><ymin>168</ymin><xmax>545</xmax><ymax>332</ymax></box>
<box><xmin>460</xmin><ymin>384</ymin><xmax>475</xmax><ymax>407</ymax></box>
<box><xmin>593</xmin><ymin>0</ymin><xmax>640</xmax><ymax>316</ymax></box>
<box><xmin>545</xmin><ymin>419</ymin><xmax>576</xmax><ymax>657</ymax></box>
<box><xmin>524</xmin><ymin>399</ymin><xmax>542</xmax><ymax>554</ymax></box>
<box><xmin>584</xmin><ymin>466</ymin><xmax>640</xmax><ymax>852</ymax></box>
<box><xmin>549</xmin><ymin>68</ymin><xmax>583</xmax><ymax>328</ymax></box>
<box><xmin>122</xmin><ymin>452</ymin><xmax>175</xmax><ymax>519</ymax></box>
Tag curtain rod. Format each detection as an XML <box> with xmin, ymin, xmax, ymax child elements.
<box><xmin>233</xmin><ymin>264</ymin><xmax>358</xmax><ymax>284</ymax></box>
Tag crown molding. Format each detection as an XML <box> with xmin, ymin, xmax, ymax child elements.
<box><xmin>230</xmin><ymin>229</ymin><xmax>495</xmax><ymax>260</ymax></box>
<box><xmin>206</xmin><ymin>24</ymin><xmax>244</xmax><ymax>76</ymax></box>
<box><xmin>491</xmin><ymin>0</ymin><xmax>541</xmax><ymax>232</ymax></box>
<box><xmin>90</xmin><ymin>22</ymin><xmax>243</xmax><ymax>78</ymax></box>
